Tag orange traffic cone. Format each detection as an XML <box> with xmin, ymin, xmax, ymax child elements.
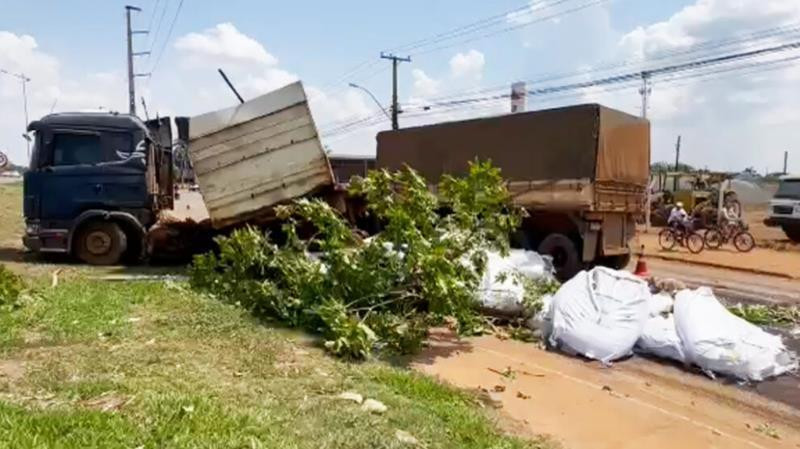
<box><xmin>633</xmin><ymin>245</ymin><xmax>650</xmax><ymax>278</ymax></box>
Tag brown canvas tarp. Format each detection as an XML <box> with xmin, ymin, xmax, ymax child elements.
<box><xmin>377</xmin><ymin>104</ymin><xmax>600</xmax><ymax>183</ymax></box>
<box><xmin>596</xmin><ymin>106</ymin><xmax>651</xmax><ymax>185</ymax></box>
<box><xmin>376</xmin><ymin>104</ymin><xmax>649</xmax><ymax>188</ymax></box>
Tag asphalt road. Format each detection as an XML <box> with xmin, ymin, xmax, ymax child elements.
<box><xmin>632</xmin><ymin>256</ymin><xmax>800</xmax><ymax>411</ymax></box>
<box><xmin>636</xmin><ymin>257</ymin><xmax>800</xmax><ymax>305</ymax></box>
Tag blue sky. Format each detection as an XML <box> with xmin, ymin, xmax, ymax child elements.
<box><xmin>2</xmin><ymin>0</ymin><xmax>799</xmax><ymax>173</ymax></box>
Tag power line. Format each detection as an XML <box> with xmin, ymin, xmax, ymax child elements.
<box><xmin>147</xmin><ymin>0</ymin><xmax>170</xmax><ymax>57</ymax></box>
<box><xmin>146</xmin><ymin>0</ymin><xmax>162</xmax><ymax>36</ymax></box>
<box><xmin>410</xmin><ymin>21</ymin><xmax>800</xmax><ymax>105</ymax></box>
<box><xmin>313</xmin><ymin>0</ymin><xmax>589</xmax><ymax>106</ymax></box>
<box><xmin>410</xmin><ymin>0</ymin><xmax>611</xmax><ymax>57</ymax></box>
<box><xmin>406</xmin><ymin>40</ymin><xmax>800</xmax><ymax>110</ymax></box>
<box><xmin>384</xmin><ymin>0</ymin><xmax>569</xmax><ymax>54</ymax></box>
<box><xmin>324</xmin><ymin>41</ymin><xmax>800</xmax><ymax>141</ymax></box>
<box><xmin>149</xmin><ymin>0</ymin><xmax>184</xmax><ymax>77</ymax></box>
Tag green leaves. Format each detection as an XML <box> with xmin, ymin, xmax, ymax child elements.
<box><xmin>190</xmin><ymin>161</ymin><xmax>522</xmax><ymax>359</ymax></box>
<box><xmin>0</xmin><ymin>264</ymin><xmax>23</xmax><ymax>307</ymax></box>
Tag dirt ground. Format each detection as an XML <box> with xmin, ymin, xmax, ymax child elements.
<box><xmin>744</xmin><ymin>206</ymin><xmax>799</xmax><ymax>252</ymax></box>
<box><xmin>414</xmin><ymin>329</ymin><xmax>800</xmax><ymax>449</ymax></box>
<box><xmin>638</xmin><ymin>231</ymin><xmax>800</xmax><ymax>279</ymax></box>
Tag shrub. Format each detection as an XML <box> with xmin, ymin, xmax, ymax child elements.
<box><xmin>190</xmin><ymin>161</ymin><xmax>523</xmax><ymax>358</ymax></box>
<box><xmin>0</xmin><ymin>264</ymin><xmax>23</xmax><ymax>307</ymax></box>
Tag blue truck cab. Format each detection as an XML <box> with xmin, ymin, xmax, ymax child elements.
<box><xmin>23</xmin><ymin>112</ymin><xmax>173</xmax><ymax>265</ymax></box>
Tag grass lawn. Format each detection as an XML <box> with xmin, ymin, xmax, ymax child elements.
<box><xmin>0</xmin><ymin>275</ymin><xmax>550</xmax><ymax>449</ymax></box>
<box><xmin>0</xmin><ymin>180</ymin><xmax>550</xmax><ymax>448</ymax></box>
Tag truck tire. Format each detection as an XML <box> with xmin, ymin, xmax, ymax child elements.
<box><xmin>783</xmin><ymin>225</ymin><xmax>800</xmax><ymax>243</ymax></box>
<box><xmin>538</xmin><ymin>233</ymin><xmax>581</xmax><ymax>281</ymax></box>
<box><xmin>75</xmin><ymin>221</ymin><xmax>128</xmax><ymax>265</ymax></box>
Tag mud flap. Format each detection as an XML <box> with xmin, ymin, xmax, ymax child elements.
<box><xmin>582</xmin><ymin>229</ymin><xmax>598</xmax><ymax>262</ymax></box>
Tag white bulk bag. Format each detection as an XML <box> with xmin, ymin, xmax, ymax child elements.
<box><xmin>648</xmin><ymin>292</ymin><xmax>674</xmax><ymax>317</ymax></box>
<box><xmin>549</xmin><ymin>267</ymin><xmax>651</xmax><ymax>364</ymax></box>
<box><xmin>476</xmin><ymin>250</ymin><xmax>554</xmax><ymax>316</ymax></box>
<box><xmin>674</xmin><ymin>287</ymin><xmax>798</xmax><ymax>381</ymax></box>
<box><xmin>636</xmin><ymin>314</ymin><xmax>686</xmax><ymax>363</ymax></box>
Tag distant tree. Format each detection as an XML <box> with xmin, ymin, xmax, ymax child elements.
<box><xmin>8</xmin><ymin>163</ymin><xmax>27</xmax><ymax>174</ymax></box>
<box><xmin>651</xmin><ymin>161</ymin><xmax>695</xmax><ymax>173</ymax></box>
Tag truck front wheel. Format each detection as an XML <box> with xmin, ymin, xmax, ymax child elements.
<box><xmin>75</xmin><ymin>221</ymin><xmax>128</xmax><ymax>265</ymax></box>
<box><xmin>538</xmin><ymin>233</ymin><xmax>581</xmax><ymax>281</ymax></box>
<box><xmin>783</xmin><ymin>225</ymin><xmax>800</xmax><ymax>243</ymax></box>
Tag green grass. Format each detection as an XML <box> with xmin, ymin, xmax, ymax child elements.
<box><xmin>0</xmin><ymin>278</ymin><xmax>549</xmax><ymax>449</ymax></box>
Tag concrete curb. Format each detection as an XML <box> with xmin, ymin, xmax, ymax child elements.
<box><xmin>643</xmin><ymin>252</ymin><xmax>797</xmax><ymax>281</ymax></box>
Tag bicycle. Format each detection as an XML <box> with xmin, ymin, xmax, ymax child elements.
<box><xmin>703</xmin><ymin>221</ymin><xmax>756</xmax><ymax>252</ymax></box>
<box><xmin>658</xmin><ymin>226</ymin><xmax>705</xmax><ymax>254</ymax></box>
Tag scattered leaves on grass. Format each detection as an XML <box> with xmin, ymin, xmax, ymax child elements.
<box><xmin>395</xmin><ymin>429</ymin><xmax>420</xmax><ymax>446</ymax></box>
<box><xmin>0</xmin><ymin>264</ymin><xmax>23</xmax><ymax>307</ymax></box>
<box><xmin>728</xmin><ymin>303</ymin><xmax>800</xmax><ymax>328</ymax></box>
<box><xmin>361</xmin><ymin>398</ymin><xmax>388</xmax><ymax>414</ymax></box>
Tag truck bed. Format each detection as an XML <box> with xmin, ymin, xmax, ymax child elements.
<box><xmin>188</xmin><ymin>82</ymin><xmax>333</xmax><ymax>229</ymax></box>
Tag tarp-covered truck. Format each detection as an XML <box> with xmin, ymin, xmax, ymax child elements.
<box><xmin>377</xmin><ymin>104</ymin><xmax>650</xmax><ymax>278</ymax></box>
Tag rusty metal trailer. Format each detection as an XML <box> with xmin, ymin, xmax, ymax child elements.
<box><xmin>377</xmin><ymin>104</ymin><xmax>650</xmax><ymax>278</ymax></box>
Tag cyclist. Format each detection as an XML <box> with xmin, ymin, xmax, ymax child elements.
<box><xmin>668</xmin><ymin>202</ymin><xmax>691</xmax><ymax>232</ymax></box>
<box><xmin>719</xmin><ymin>204</ymin><xmax>742</xmax><ymax>235</ymax></box>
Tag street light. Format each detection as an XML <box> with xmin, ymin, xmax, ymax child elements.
<box><xmin>0</xmin><ymin>69</ymin><xmax>32</xmax><ymax>160</ymax></box>
<box><xmin>348</xmin><ymin>83</ymin><xmax>392</xmax><ymax>123</ymax></box>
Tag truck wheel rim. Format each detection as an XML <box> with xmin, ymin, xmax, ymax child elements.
<box><xmin>86</xmin><ymin>231</ymin><xmax>112</xmax><ymax>255</ymax></box>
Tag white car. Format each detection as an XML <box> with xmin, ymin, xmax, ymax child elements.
<box><xmin>764</xmin><ymin>175</ymin><xmax>800</xmax><ymax>243</ymax></box>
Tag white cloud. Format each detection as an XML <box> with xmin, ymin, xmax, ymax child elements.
<box><xmin>449</xmin><ymin>50</ymin><xmax>485</xmax><ymax>80</ymax></box>
<box><xmin>600</xmin><ymin>0</ymin><xmax>800</xmax><ymax>171</ymax></box>
<box><xmin>0</xmin><ymin>31</ymin><xmax>127</xmax><ymax>164</ymax></box>
<box><xmin>174</xmin><ymin>22</ymin><xmax>278</xmax><ymax>67</ymax></box>
<box><xmin>411</xmin><ymin>69</ymin><xmax>441</xmax><ymax>98</ymax></box>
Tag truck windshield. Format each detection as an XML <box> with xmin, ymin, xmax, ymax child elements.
<box><xmin>776</xmin><ymin>180</ymin><xmax>800</xmax><ymax>200</ymax></box>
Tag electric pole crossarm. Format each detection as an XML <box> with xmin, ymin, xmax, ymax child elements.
<box><xmin>380</xmin><ymin>53</ymin><xmax>411</xmax><ymax>130</ymax></box>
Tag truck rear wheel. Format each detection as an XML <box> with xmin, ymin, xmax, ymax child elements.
<box><xmin>783</xmin><ymin>225</ymin><xmax>800</xmax><ymax>243</ymax></box>
<box><xmin>538</xmin><ymin>233</ymin><xmax>581</xmax><ymax>281</ymax></box>
<box><xmin>75</xmin><ymin>221</ymin><xmax>128</xmax><ymax>265</ymax></box>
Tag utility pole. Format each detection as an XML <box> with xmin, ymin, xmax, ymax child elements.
<box><xmin>640</xmin><ymin>71</ymin><xmax>653</xmax><ymax>232</ymax></box>
<box><xmin>0</xmin><ymin>69</ymin><xmax>32</xmax><ymax>160</ymax></box>
<box><xmin>126</xmin><ymin>5</ymin><xmax>149</xmax><ymax>116</ymax></box>
<box><xmin>784</xmin><ymin>150</ymin><xmax>789</xmax><ymax>174</ymax></box>
<box><xmin>380</xmin><ymin>52</ymin><xmax>411</xmax><ymax>130</ymax></box>
<box><xmin>673</xmin><ymin>135</ymin><xmax>681</xmax><ymax>191</ymax></box>
<box><xmin>639</xmin><ymin>71</ymin><xmax>652</xmax><ymax>119</ymax></box>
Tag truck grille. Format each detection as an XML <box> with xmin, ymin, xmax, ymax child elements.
<box><xmin>773</xmin><ymin>205</ymin><xmax>794</xmax><ymax>215</ymax></box>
